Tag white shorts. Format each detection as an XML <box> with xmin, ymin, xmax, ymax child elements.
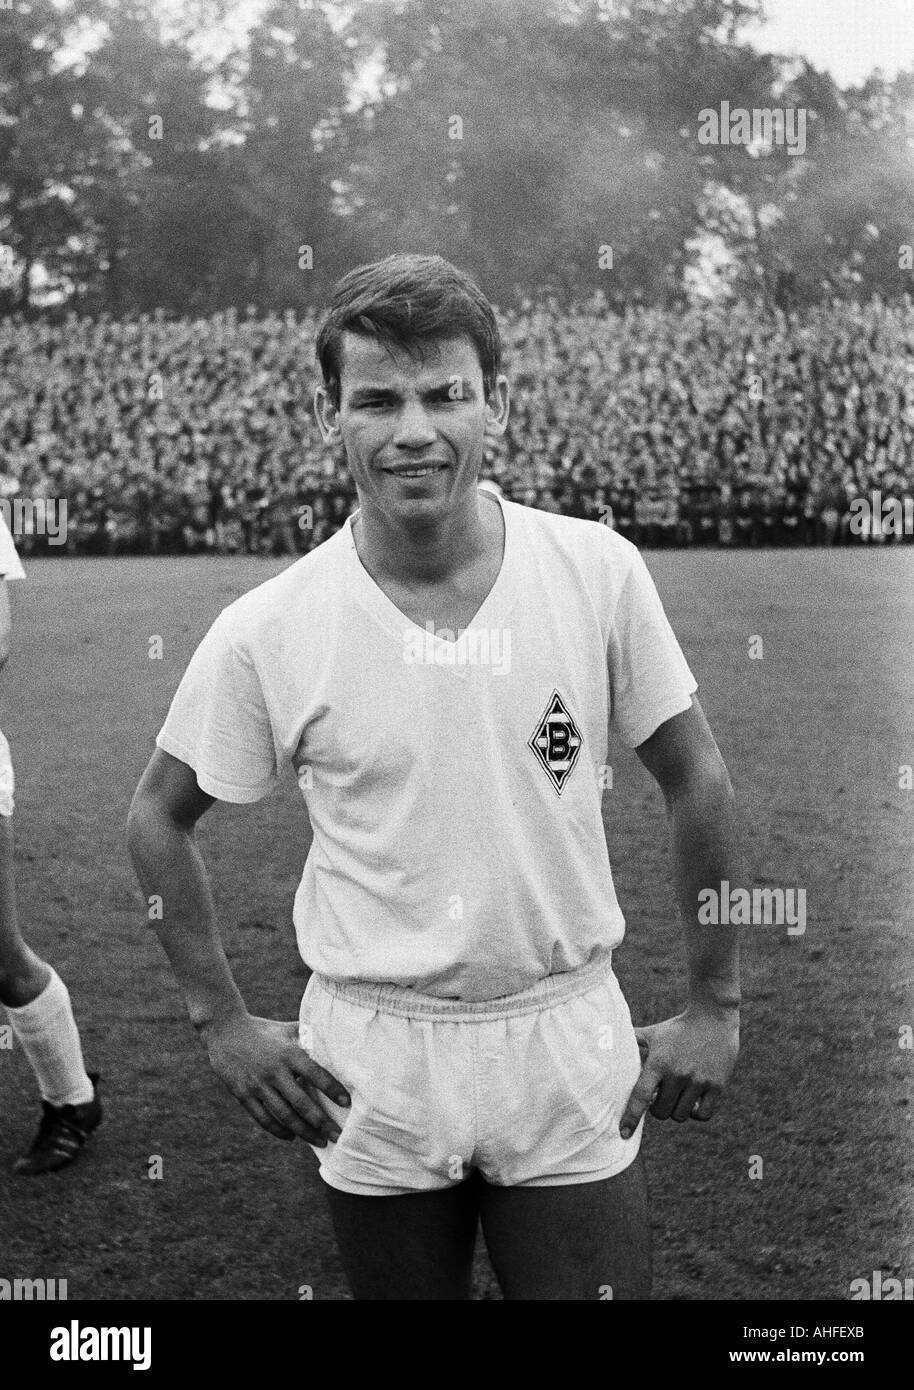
<box><xmin>0</xmin><ymin>728</ymin><xmax>14</xmax><ymax>817</ymax></box>
<box><xmin>298</xmin><ymin>955</ymin><xmax>645</xmax><ymax>1196</ymax></box>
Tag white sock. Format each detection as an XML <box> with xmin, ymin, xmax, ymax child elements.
<box><xmin>4</xmin><ymin>967</ymin><xmax>95</xmax><ymax>1106</ymax></box>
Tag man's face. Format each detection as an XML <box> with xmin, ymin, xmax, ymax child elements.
<box><xmin>314</xmin><ymin>332</ymin><xmax>509</xmax><ymax>527</ymax></box>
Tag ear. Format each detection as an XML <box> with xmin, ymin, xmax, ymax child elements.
<box><xmin>313</xmin><ymin>385</ymin><xmax>341</xmax><ymax>444</ymax></box>
<box><xmin>483</xmin><ymin>374</ymin><xmax>510</xmax><ymax>439</ymax></box>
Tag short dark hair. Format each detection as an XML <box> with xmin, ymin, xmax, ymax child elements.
<box><xmin>315</xmin><ymin>253</ymin><xmax>502</xmax><ymax>407</ymax></box>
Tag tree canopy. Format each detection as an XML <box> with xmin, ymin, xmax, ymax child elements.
<box><xmin>0</xmin><ymin>0</ymin><xmax>911</xmax><ymax>312</ymax></box>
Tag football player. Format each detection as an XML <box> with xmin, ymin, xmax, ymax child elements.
<box><xmin>128</xmin><ymin>254</ymin><xmax>741</xmax><ymax>1299</ymax></box>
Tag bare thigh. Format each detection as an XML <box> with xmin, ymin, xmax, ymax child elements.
<box><xmin>478</xmin><ymin>1152</ymin><xmax>651</xmax><ymax>1300</ymax></box>
<box><xmin>322</xmin><ymin>1171</ymin><xmax>482</xmax><ymax>1300</ymax></box>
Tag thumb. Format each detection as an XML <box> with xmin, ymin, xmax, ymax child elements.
<box><xmin>619</xmin><ymin>1049</ymin><xmax>660</xmax><ymax>1140</ymax></box>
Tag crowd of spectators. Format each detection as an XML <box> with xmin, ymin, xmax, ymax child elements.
<box><xmin>1</xmin><ymin>295</ymin><xmax>912</xmax><ymax>555</ymax></box>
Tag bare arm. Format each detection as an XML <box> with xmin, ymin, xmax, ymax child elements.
<box><xmin>126</xmin><ymin>747</ymin><xmax>245</xmax><ymax>1034</ymax></box>
<box><xmin>126</xmin><ymin>748</ymin><xmax>349</xmax><ymax>1143</ymax></box>
<box><xmin>634</xmin><ymin>697</ymin><xmax>742</xmax><ymax>1013</ymax></box>
<box><xmin>618</xmin><ymin>697</ymin><xmax>743</xmax><ymax>1138</ymax></box>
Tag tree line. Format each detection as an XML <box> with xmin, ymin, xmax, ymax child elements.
<box><xmin>1</xmin><ymin>0</ymin><xmax>912</xmax><ymax>315</ymax></box>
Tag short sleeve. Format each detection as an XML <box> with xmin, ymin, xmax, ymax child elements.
<box><xmin>155</xmin><ymin>611</ymin><xmax>279</xmax><ymax>803</ymax></box>
<box><xmin>607</xmin><ymin>549</ymin><xmax>698</xmax><ymax>749</ymax></box>
<box><xmin>0</xmin><ymin>514</ymin><xmax>26</xmax><ymax>579</ymax></box>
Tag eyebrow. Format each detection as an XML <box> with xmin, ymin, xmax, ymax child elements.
<box><xmin>347</xmin><ymin>378</ymin><xmax>476</xmax><ymax>404</ymax></box>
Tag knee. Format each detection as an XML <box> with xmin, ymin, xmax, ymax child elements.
<box><xmin>0</xmin><ymin>949</ymin><xmax>50</xmax><ymax>1007</ymax></box>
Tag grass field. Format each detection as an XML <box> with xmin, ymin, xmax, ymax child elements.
<box><xmin>1</xmin><ymin>547</ymin><xmax>912</xmax><ymax>1300</ymax></box>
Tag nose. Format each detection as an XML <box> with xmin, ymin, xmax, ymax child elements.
<box><xmin>392</xmin><ymin>400</ymin><xmax>437</xmax><ymax>450</ymax></box>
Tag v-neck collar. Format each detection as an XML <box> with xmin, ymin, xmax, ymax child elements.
<box><xmin>343</xmin><ymin>488</ymin><xmax>516</xmax><ymax>658</ymax></box>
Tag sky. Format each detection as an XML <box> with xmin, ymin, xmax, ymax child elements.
<box><xmin>741</xmin><ymin>0</ymin><xmax>914</xmax><ymax>85</ymax></box>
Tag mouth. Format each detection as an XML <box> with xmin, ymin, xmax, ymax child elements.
<box><xmin>382</xmin><ymin>464</ymin><xmax>448</xmax><ymax>481</ymax></box>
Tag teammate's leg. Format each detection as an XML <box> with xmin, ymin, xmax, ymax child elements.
<box><xmin>478</xmin><ymin>1152</ymin><xmax>651</xmax><ymax>1300</ymax></box>
<box><xmin>0</xmin><ymin>813</ymin><xmax>101</xmax><ymax>1172</ymax></box>
<box><xmin>322</xmin><ymin>1173</ymin><xmax>481</xmax><ymax>1300</ymax></box>
<box><xmin>0</xmin><ymin>813</ymin><xmax>94</xmax><ymax>1106</ymax></box>
<box><xmin>0</xmin><ymin>814</ymin><xmax>51</xmax><ymax>1006</ymax></box>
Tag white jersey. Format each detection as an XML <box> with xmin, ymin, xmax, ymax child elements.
<box><xmin>0</xmin><ymin>512</ymin><xmax>23</xmax><ymax>814</ymax></box>
<box><xmin>0</xmin><ymin>513</ymin><xmax>26</xmax><ymax>579</ymax></box>
<box><xmin>156</xmin><ymin>492</ymin><xmax>697</xmax><ymax>1001</ymax></box>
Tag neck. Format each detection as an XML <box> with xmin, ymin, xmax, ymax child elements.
<box><xmin>354</xmin><ymin>489</ymin><xmax>493</xmax><ymax>586</ymax></box>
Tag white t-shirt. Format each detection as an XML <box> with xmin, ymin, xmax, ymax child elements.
<box><xmin>156</xmin><ymin>492</ymin><xmax>697</xmax><ymax>1001</ymax></box>
<box><xmin>0</xmin><ymin>514</ymin><xmax>26</xmax><ymax>579</ymax></box>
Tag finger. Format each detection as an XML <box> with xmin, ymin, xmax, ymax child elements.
<box><xmin>692</xmin><ymin>1087</ymin><xmax>720</xmax><ymax>1122</ymax></box>
<box><xmin>273</xmin><ymin>1073</ymin><xmax>342</xmax><ymax>1141</ymax></box>
<box><xmin>261</xmin><ymin>1082</ymin><xmax>340</xmax><ymax>1143</ymax></box>
<box><xmin>650</xmin><ymin>1075</ymin><xmax>689</xmax><ymax>1121</ymax></box>
<box><xmin>244</xmin><ymin>1095</ymin><xmax>297</xmax><ymax>1142</ymax></box>
<box><xmin>290</xmin><ymin>1050</ymin><xmax>351</xmax><ymax>1108</ymax></box>
<box><xmin>672</xmin><ymin>1082</ymin><xmax>705</xmax><ymax>1123</ymax></box>
<box><xmin>619</xmin><ymin>1065</ymin><xmax>662</xmax><ymax>1139</ymax></box>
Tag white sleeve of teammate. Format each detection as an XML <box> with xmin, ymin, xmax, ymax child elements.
<box><xmin>607</xmin><ymin>548</ymin><xmax>698</xmax><ymax>749</ymax></box>
<box><xmin>0</xmin><ymin>513</ymin><xmax>26</xmax><ymax>579</ymax></box>
<box><xmin>155</xmin><ymin>610</ymin><xmax>279</xmax><ymax>803</ymax></box>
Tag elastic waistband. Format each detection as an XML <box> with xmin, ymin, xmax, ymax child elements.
<box><xmin>312</xmin><ymin>954</ymin><xmax>615</xmax><ymax>1022</ymax></box>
